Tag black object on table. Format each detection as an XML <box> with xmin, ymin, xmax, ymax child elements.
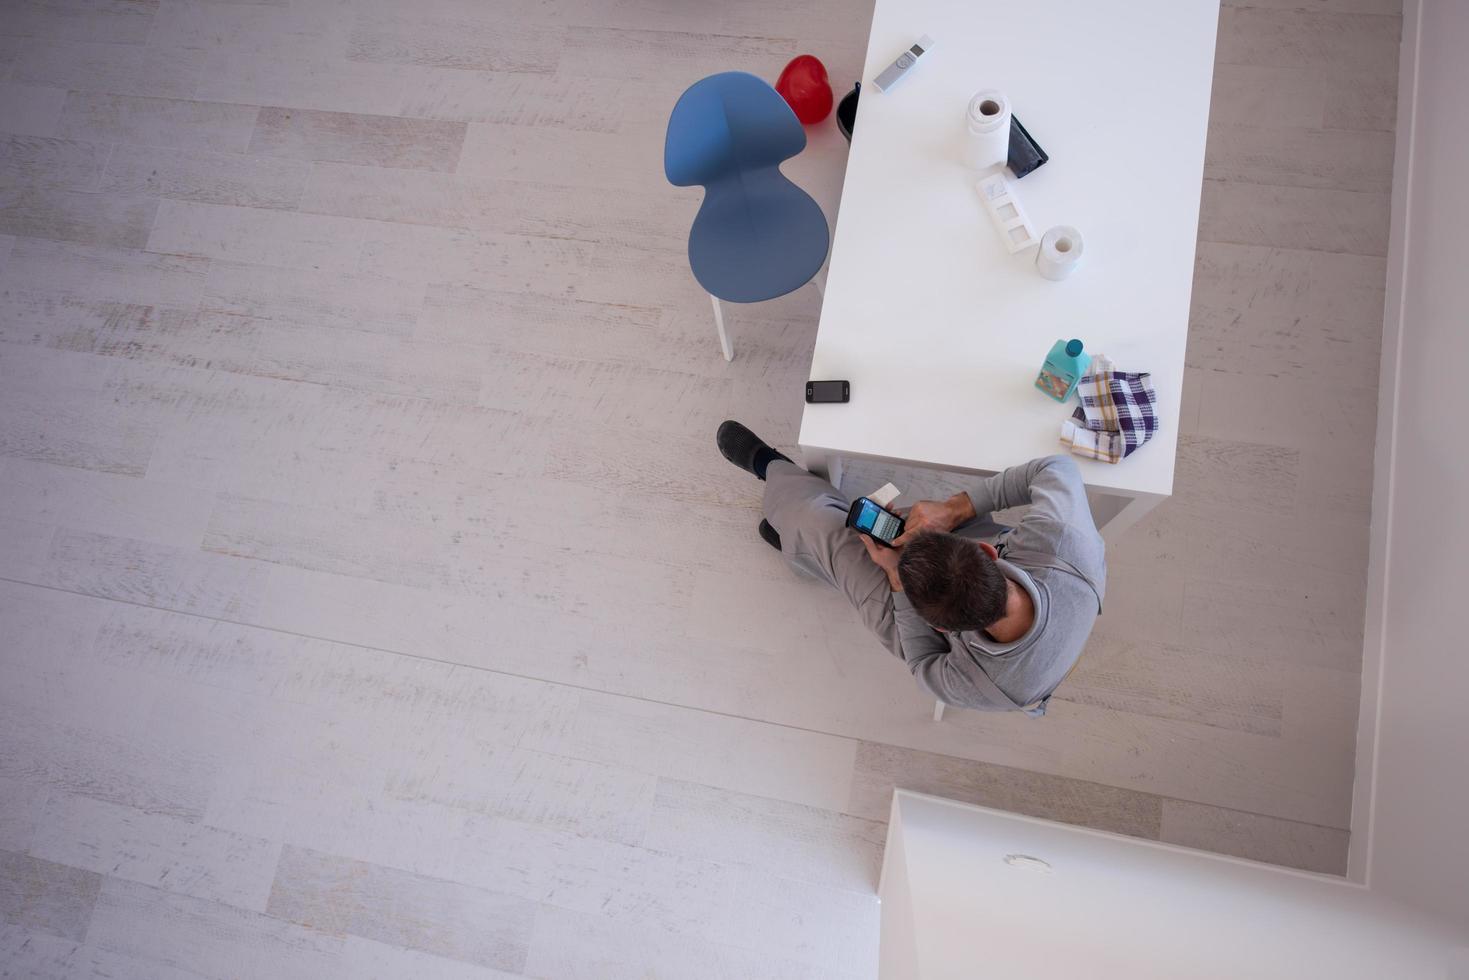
<box><xmin>1007</xmin><ymin>115</ymin><xmax>1049</xmax><ymax>178</ymax></box>
<box><xmin>837</xmin><ymin>83</ymin><xmax>860</xmax><ymax>142</ymax></box>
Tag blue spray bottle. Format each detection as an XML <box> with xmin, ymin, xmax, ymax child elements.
<box><xmin>1035</xmin><ymin>339</ymin><xmax>1091</xmax><ymax>402</ymax></box>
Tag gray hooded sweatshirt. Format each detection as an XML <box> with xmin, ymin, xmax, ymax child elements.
<box><xmin>890</xmin><ymin>455</ymin><xmax>1106</xmax><ymax>713</ymax></box>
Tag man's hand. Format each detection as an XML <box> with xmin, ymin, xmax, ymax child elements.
<box><xmin>893</xmin><ymin>492</ymin><xmax>977</xmax><ymax>546</ymax></box>
<box><xmin>859</xmin><ymin>535</ymin><xmax>904</xmax><ymax>592</ymax></box>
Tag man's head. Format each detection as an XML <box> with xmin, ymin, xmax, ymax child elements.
<box><xmin>897</xmin><ymin>532</ymin><xmax>1009</xmax><ymax>632</ymax></box>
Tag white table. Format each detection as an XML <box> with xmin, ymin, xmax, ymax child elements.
<box><xmin>800</xmin><ymin>0</ymin><xmax>1220</xmax><ymax>539</ymax></box>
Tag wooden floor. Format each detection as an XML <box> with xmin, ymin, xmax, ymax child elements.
<box><xmin>0</xmin><ymin>0</ymin><xmax>1399</xmax><ymax>976</ymax></box>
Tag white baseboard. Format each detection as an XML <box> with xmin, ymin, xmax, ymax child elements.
<box><xmin>1347</xmin><ymin>0</ymin><xmax>1422</xmax><ymax>886</ymax></box>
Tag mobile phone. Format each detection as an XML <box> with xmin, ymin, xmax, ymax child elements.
<box><xmin>806</xmin><ymin>380</ymin><xmax>850</xmax><ymax>403</ymax></box>
<box><xmin>846</xmin><ymin>497</ymin><xmax>906</xmax><ymax>547</ymax></box>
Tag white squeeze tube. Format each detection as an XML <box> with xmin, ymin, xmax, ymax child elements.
<box><xmin>962</xmin><ymin>90</ymin><xmax>1011</xmax><ymax>170</ymax></box>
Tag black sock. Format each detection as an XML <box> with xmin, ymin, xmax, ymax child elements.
<box><xmin>753</xmin><ymin>446</ymin><xmax>789</xmax><ymax>480</ymax></box>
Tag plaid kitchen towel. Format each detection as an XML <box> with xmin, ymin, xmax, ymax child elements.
<box><xmin>1059</xmin><ymin>355</ymin><xmax>1159</xmax><ymax>464</ymax></box>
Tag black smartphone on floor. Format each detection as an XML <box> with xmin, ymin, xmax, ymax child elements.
<box><xmin>806</xmin><ymin>380</ymin><xmax>849</xmax><ymax>403</ymax></box>
<box><xmin>846</xmin><ymin>497</ymin><xmax>905</xmax><ymax>547</ymax></box>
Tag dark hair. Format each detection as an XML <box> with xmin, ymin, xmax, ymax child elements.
<box><xmin>897</xmin><ymin>532</ymin><xmax>1008</xmax><ymax>631</ymax></box>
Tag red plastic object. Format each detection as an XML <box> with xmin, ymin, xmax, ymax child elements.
<box><xmin>775</xmin><ymin>55</ymin><xmax>834</xmax><ymax>125</ymax></box>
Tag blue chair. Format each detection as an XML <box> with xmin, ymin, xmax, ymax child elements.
<box><xmin>665</xmin><ymin>71</ymin><xmax>830</xmax><ymax>361</ymax></box>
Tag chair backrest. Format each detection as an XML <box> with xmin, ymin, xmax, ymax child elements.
<box><xmin>664</xmin><ymin>71</ymin><xmax>806</xmax><ymax>187</ymax></box>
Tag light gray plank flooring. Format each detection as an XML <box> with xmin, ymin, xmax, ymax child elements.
<box><xmin>0</xmin><ymin>135</ymin><xmax>110</xmax><ymax>192</ymax></box>
<box><xmin>0</xmin><ymin>82</ymin><xmax>69</xmax><ymax>137</ymax></box>
<box><xmin>9</xmin><ymin>38</ymin><xmax>207</xmax><ymax>100</ymax></box>
<box><xmin>100</xmin><ymin>143</ymin><xmax>311</xmax><ymax>209</ymax></box>
<box><xmin>58</xmin><ymin>93</ymin><xmax>260</xmax><ymax>152</ymax></box>
<box><xmin>247</xmin><ymin>107</ymin><xmax>469</xmax><ymax>172</ymax></box>
<box><xmin>267</xmin><ymin>846</ymin><xmax>537</xmax><ymax>972</ymax></box>
<box><xmin>0</xmin><ymin>851</ymin><xmax>102</xmax><ymax>942</ymax></box>
<box><xmin>28</xmin><ymin>792</ymin><xmax>282</xmax><ymax>910</ymax></box>
<box><xmin>2</xmin><ymin>0</ymin><xmax>161</xmax><ymax>46</ymax></box>
<box><xmin>0</xmin><ymin>0</ymin><xmax>1399</xmax><ymax>975</ymax></box>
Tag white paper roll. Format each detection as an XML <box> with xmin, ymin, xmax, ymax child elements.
<box><xmin>962</xmin><ymin>90</ymin><xmax>1011</xmax><ymax>171</ymax></box>
<box><xmin>1037</xmin><ymin>225</ymin><xmax>1083</xmax><ymax>281</ymax></box>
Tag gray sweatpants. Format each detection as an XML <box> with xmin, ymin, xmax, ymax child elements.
<box><xmin>761</xmin><ymin>460</ymin><xmax>902</xmax><ymax>658</ymax></box>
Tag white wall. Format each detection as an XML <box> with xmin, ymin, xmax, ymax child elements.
<box><xmin>881</xmin><ymin>792</ymin><xmax>1466</xmax><ymax>979</ymax></box>
<box><xmin>1353</xmin><ymin>0</ymin><xmax>1469</xmax><ymax>931</ymax></box>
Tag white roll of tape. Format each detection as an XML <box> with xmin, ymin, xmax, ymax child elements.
<box><xmin>1036</xmin><ymin>225</ymin><xmax>1083</xmax><ymax>281</ymax></box>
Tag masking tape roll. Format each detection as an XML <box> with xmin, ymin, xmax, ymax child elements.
<box><xmin>1036</xmin><ymin>225</ymin><xmax>1083</xmax><ymax>281</ymax></box>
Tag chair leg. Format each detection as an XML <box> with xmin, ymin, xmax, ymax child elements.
<box><xmin>933</xmin><ymin>699</ymin><xmax>946</xmax><ymax>722</ymax></box>
<box><xmin>710</xmin><ymin>294</ymin><xmax>733</xmax><ymax>361</ymax></box>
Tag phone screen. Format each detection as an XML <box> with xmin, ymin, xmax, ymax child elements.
<box><xmin>808</xmin><ymin>380</ymin><xmax>847</xmax><ymax>403</ymax></box>
<box><xmin>853</xmin><ymin>499</ymin><xmax>903</xmax><ymax>543</ymax></box>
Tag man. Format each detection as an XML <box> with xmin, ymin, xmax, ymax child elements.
<box><xmin>716</xmin><ymin>420</ymin><xmax>1105</xmax><ymax>715</ymax></box>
